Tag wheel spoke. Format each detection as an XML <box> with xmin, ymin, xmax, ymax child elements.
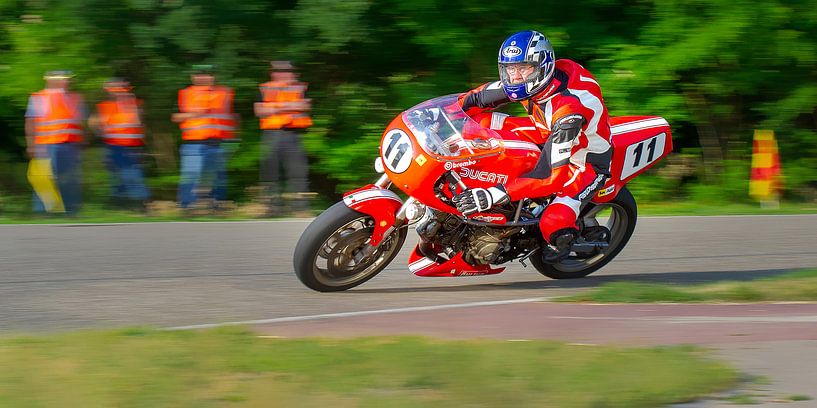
<box><xmin>311</xmin><ymin>216</ymin><xmax>405</xmax><ymax>287</ymax></box>
<box><xmin>583</xmin><ymin>204</ymin><xmax>604</xmax><ymax>219</ymax></box>
<box><xmin>606</xmin><ymin>210</ymin><xmax>617</xmax><ymax>230</ymax></box>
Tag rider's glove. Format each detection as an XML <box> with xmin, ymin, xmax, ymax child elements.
<box><xmin>452</xmin><ymin>185</ymin><xmax>509</xmax><ymax>216</ymax></box>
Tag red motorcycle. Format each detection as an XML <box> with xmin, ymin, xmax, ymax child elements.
<box><xmin>294</xmin><ymin>95</ymin><xmax>671</xmax><ymax>292</ymax></box>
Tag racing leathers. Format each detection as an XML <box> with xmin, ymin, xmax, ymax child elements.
<box><xmin>458</xmin><ymin>59</ymin><xmax>612</xmax><ymax>247</ymax></box>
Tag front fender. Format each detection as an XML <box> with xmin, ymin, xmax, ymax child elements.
<box><xmin>342</xmin><ymin>184</ymin><xmax>403</xmax><ymax>246</ymax></box>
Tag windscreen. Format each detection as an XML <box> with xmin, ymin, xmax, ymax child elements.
<box><xmin>402</xmin><ymin>95</ymin><xmax>503</xmax><ymax>160</ymax></box>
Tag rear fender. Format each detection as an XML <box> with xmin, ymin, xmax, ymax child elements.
<box><xmin>342</xmin><ymin>184</ymin><xmax>403</xmax><ymax>246</ymax></box>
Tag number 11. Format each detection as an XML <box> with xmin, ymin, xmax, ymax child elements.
<box><xmin>632</xmin><ymin>137</ymin><xmax>657</xmax><ymax>167</ymax></box>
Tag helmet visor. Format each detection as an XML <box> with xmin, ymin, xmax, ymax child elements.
<box><xmin>499</xmin><ymin>63</ymin><xmax>538</xmax><ymax>85</ymax></box>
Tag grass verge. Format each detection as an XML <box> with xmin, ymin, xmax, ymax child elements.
<box><xmin>0</xmin><ymin>202</ymin><xmax>270</xmax><ymax>224</ymax></box>
<box><xmin>0</xmin><ymin>328</ymin><xmax>736</xmax><ymax>408</ymax></box>
<box><xmin>637</xmin><ymin>201</ymin><xmax>817</xmax><ymax>216</ymax></box>
<box><xmin>558</xmin><ymin>269</ymin><xmax>817</xmax><ymax>303</ymax></box>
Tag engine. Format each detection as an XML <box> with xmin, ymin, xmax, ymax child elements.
<box><xmin>415</xmin><ymin>209</ymin><xmax>516</xmax><ymax>265</ymax></box>
<box><xmin>415</xmin><ymin>209</ymin><xmax>464</xmax><ymax>249</ymax></box>
<box><xmin>462</xmin><ymin>228</ymin><xmax>512</xmax><ymax>265</ymax></box>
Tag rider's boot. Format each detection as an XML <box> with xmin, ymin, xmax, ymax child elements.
<box><xmin>542</xmin><ymin>228</ymin><xmax>579</xmax><ymax>264</ymax></box>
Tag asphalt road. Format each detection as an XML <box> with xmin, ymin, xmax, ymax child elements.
<box><xmin>2</xmin><ymin>214</ymin><xmax>817</xmax><ymax>406</ymax></box>
<box><xmin>2</xmin><ymin>214</ymin><xmax>816</xmax><ymax>332</ymax></box>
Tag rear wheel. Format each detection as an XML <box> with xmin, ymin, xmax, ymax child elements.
<box><xmin>531</xmin><ymin>187</ymin><xmax>637</xmax><ymax>279</ymax></box>
<box><xmin>293</xmin><ymin>201</ymin><xmax>407</xmax><ymax>292</ymax></box>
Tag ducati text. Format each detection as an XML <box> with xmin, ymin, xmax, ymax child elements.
<box><xmin>458</xmin><ymin>168</ymin><xmax>509</xmax><ymax>184</ymax></box>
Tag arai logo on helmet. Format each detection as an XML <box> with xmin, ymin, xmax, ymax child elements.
<box><xmin>502</xmin><ymin>46</ymin><xmax>522</xmax><ymax>58</ymax></box>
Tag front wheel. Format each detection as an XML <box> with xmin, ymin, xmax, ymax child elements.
<box><xmin>531</xmin><ymin>187</ymin><xmax>637</xmax><ymax>279</ymax></box>
<box><xmin>293</xmin><ymin>201</ymin><xmax>407</xmax><ymax>292</ymax></box>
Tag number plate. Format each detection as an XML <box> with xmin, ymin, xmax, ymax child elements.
<box><xmin>620</xmin><ymin>132</ymin><xmax>666</xmax><ymax>179</ymax></box>
<box><xmin>382</xmin><ymin>129</ymin><xmax>414</xmax><ymax>174</ymax></box>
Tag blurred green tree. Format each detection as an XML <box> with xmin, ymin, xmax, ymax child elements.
<box><xmin>0</xmin><ymin>0</ymin><xmax>814</xmax><ymax>206</ymax></box>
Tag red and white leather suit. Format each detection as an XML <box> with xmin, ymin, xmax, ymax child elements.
<box><xmin>460</xmin><ymin>59</ymin><xmax>612</xmax><ymax>242</ymax></box>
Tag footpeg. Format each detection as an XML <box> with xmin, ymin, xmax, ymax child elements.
<box><xmin>581</xmin><ymin>226</ymin><xmax>611</xmax><ymax>243</ymax></box>
<box><xmin>570</xmin><ymin>241</ymin><xmax>609</xmax><ymax>255</ymax></box>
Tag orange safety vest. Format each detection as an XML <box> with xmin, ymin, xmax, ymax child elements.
<box><xmin>96</xmin><ymin>97</ymin><xmax>144</xmax><ymax>147</ymax></box>
<box><xmin>178</xmin><ymin>85</ymin><xmax>236</xmax><ymax>140</ymax></box>
<box><xmin>32</xmin><ymin>90</ymin><xmax>84</xmax><ymax>144</ymax></box>
<box><xmin>258</xmin><ymin>81</ymin><xmax>312</xmax><ymax>130</ymax></box>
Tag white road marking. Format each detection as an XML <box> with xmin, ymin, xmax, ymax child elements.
<box><xmin>548</xmin><ymin>315</ymin><xmax>817</xmax><ymax>323</ymax></box>
<box><xmin>165</xmin><ymin>302</ymin><xmax>817</xmax><ymax>331</ymax></box>
<box><xmin>164</xmin><ymin>297</ymin><xmax>553</xmax><ymax>331</ymax></box>
<box><xmin>664</xmin><ymin>315</ymin><xmax>817</xmax><ymax>324</ymax></box>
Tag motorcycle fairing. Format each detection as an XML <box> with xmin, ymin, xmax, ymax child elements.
<box><xmin>594</xmin><ymin>116</ymin><xmax>673</xmax><ymax>203</ymax></box>
<box><xmin>343</xmin><ymin>184</ymin><xmax>403</xmax><ymax>246</ymax></box>
<box><xmin>408</xmin><ymin>244</ymin><xmax>505</xmax><ymax>277</ymax></box>
<box><xmin>381</xmin><ymin>120</ymin><xmax>539</xmax><ymax>213</ymax></box>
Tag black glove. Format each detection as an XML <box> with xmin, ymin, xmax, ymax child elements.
<box><xmin>452</xmin><ymin>185</ymin><xmax>509</xmax><ymax>215</ymax></box>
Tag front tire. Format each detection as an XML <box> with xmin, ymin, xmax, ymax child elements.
<box><xmin>531</xmin><ymin>187</ymin><xmax>638</xmax><ymax>279</ymax></box>
<box><xmin>293</xmin><ymin>201</ymin><xmax>407</xmax><ymax>292</ymax></box>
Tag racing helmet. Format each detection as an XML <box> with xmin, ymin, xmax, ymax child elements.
<box><xmin>498</xmin><ymin>30</ymin><xmax>555</xmax><ymax>101</ymax></box>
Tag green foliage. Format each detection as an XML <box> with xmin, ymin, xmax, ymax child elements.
<box><xmin>559</xmin><ymin>268</ymin><xmax>817</xmax><ymax>303</ymax></box>
<box><xmin>629</xmin><ymin>159</ymin><xmax>752</xmax><ymax>204</ymax></box>
<box><xmin>627</xmin><ymin>174</ymin><xmax>676</xmax><ymax>203</ymax></box>
<box><xmin>0</xmin><ymin>0</ymin><xmax>815</xmax><ymax>206</ymax></box>
<box><xmin>725</xmin><ymin>393</ymin><xmax>761</xmax><ymax>405</ymax></box>
<box><xmin>774</xmin><ymin>268</ymin><xmax>817</xmax><ymax>279</ymax></box>
<box><xmin>0</xmin><ymin>330</ymin><xmax>737</xmax><ymax>407</ymax></box>
<box><xmin>561</xmin><ymin>282</ymin><xmax>707</xmax><ymax>303</ymax></box>
<box><xmin>685</xmin><ymin>160</ymin><xmax>752</xmax><ymax>204</ymax></box>
<box><xmin>303</xmin><ymin>83</ymin><xmax>392</xmax><ymax>191</ymax></box>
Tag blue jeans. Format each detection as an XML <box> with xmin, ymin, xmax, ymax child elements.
<box><xmin>177</xmin><ymin>142</ymin><xmax>227</xmax><ymax>208</ymax></box>
<box><xmin>106</xmin><ymin>145</ymin><xmax>150</xmax><ymax>201</ymax></box>
<box><xmin>33</xmin><ymin>143</ymin><xmax>82</xmax><ymax>214</ymax></box>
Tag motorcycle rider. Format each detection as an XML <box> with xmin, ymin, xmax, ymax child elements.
<box><xmin>453</xmin><ymin>30</ymin><xmax>612</xmax><ymax>262</ymax></box>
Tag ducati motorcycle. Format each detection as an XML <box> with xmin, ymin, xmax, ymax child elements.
<box><xmin>294</xmin><ymin>94</ymin><xmax>671</xmax><ymax>292</ymax></box>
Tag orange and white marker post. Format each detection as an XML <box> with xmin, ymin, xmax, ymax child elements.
<box><xmin>749</xmin><ymin>129</ymin><xmax>782</xmax><ymax>208</ymax></box>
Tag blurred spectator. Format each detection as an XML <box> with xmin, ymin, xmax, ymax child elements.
<box><xmin>90</xmin><ymin>78</ymin><xmax>150</xmax><ymax>211</ymax></box>
<box><xmin>172</xmin><ymin>65</ymin><xmax>237</xmax><ymax>210</ymax></box>
<box><xmin>254</xmin><ymin>60</ymin><xmax>313</xmax><ymax>215</ymax></box>
<box><xmin>25</xmin><ymin>70</ymin><xmax>86</xmax><ymax>214</ymax></box>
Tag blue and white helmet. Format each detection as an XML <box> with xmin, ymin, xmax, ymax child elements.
<box><xmin>498</xmin><ymin>30</ymin><xmax>556</xmax><ymax>101</ymax></box>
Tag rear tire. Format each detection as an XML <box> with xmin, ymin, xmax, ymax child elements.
<box><xmin>531</xmin><ymin>187</ymin><xmax>637</xmax><ymax>279</ymax></box>
<box><xmin>293</xmin><ymin>201</ymin><xmax>407</xmax><ymax>292</ymax></box>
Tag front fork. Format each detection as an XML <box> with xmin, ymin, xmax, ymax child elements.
<box><xmin>374</xmin><ymin>173</ymin><xmax>390</xmax><ymax>189</ymax></box>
